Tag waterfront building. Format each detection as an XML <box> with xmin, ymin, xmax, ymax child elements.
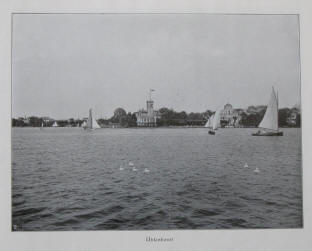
<box><xmin>42</xmin><ymin>117</ymin><xmax>53</xmax><ymax>123</ymax></box>
<box><xmin>220</xmin><ymin>103</ymin><xmax>240</xmax><ymax>127</ymax></box>
<box><xmin>135</xmin><ymin>90</ymin><xmax>160</xmax><ymax>127</ymax></box>
<box><xmin>22</xmin><ymin>116</ymin><xmax>30</xmax><ymax>125</ymax></box>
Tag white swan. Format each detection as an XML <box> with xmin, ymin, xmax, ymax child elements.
<box><xmin>254</xmin><ymin>167</ymin><xmax>260</xmax><ymax>173</ymax></box>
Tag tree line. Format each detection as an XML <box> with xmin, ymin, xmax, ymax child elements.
<box><xmin>12</xmin><ymin>106</ymin><xmax>300</xmax><ymax>128</ymax></box>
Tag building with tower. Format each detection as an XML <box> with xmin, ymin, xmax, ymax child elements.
<box><xmin>220</xmin><ymin>103</ymin><xmax>240</xmax><ymax>127</ymax></box>
<box><xmin>135</xmin><ymin>89</ymin><xmax>160</xmax><ymax>127</ymax></box>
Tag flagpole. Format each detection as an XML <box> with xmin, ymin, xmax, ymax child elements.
<box><xmin>149</xmin><ymin>89</ymin><xmax>155</xmax><ymax>101</ymax></box>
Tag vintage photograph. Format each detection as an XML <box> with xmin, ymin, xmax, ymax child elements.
<box><xmin>12</xmin><ymin>13</ymin><xmax>302</xmax><ymax>231</ymax></box>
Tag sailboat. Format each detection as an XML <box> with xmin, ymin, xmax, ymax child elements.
<box><xmin>252</xmin><ymin>87</ymin><xmax>283</xmax><ymax>136</ymax></box>
<box><xmin>40</xmin><ymin>122</ymin><xmax>44</xmax><ymax>130</ymax></box>
<box><xmin>85</xmin><ymin>109</ymin><xmax>101</xmax><ymax>130</ymax></box>
<box><xmin>81</xmin><ymin>121</ymin><xmax>87</xmax><ymax>129</ymax></box>
<box><xmin>52</xmin><ymin>121</ymin><xmax>58</xmax><ymax>127</ymax></box>
<box><xmin>204</xmin><ymin>114</ymin><xmax>214</xmax><ymax>128</ymax></box>
<box><xmin>208</xmin><ymin>110</ymin><xmax>221</xmax><ymax>135</ymax></box>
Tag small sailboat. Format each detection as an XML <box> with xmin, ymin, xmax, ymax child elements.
<box><xmin>244</xmin><ymin>162</ymin><xmax>249</xmax><ymax>168</ymax></box>
<box><xmin>252</xmin><ymin>87</ymin><xmax>283</xmax><ymax>136</ymax></box>
<box><xmin>52</xmin><ymin>121</ymin><xmax>58</xmax><ymax>127</ymax></box>
<box><xmin>81</xmin><ymin>121</ymin><xmax>87</xmax><ymax>129</ymax></box>
<box><xmin>40</xmin><ymin>122</ymin><xmax>44</xmax><ymax>130</ymax></box>
<box><xmin>208</xmin><ymin>110</ymin><xmax>221</xmax><ymax>135</ymax></box>
<box><xmin>85</xmin><ymin>109</ymin><xmax>101</xmax><ymax>130</ymax></box>
<box><xmin>254</xmin><ymin>167</ymin><xmax>260</xmax><ymax>173</ymax></box>
<box><xmin>205</xmin><ymin>114</ymin><xmax>214</xmax><ymax>128</ymax></box>
<box><xmin>144</xmin><ymin>168</ymin><xmax>150</xmax><ymax>173</ymax></box>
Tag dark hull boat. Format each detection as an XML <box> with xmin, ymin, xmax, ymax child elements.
<box><xmin>208</xmin><ymin>130</ymin><xmax>215</xmax><ymax>135</ymax></box>
<box><xmin>252</xmin><ymin>87</ymin><xmax>283</xmax><ymax>137</ymax></box>
<box><xmin>252</xmin><ymin>130</ymin><xmax>283</xmax><ymax>136</ymax></box>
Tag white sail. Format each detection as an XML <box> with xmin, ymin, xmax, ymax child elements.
<box><xmin>258</xmin><ymin>88</ymin><xmax>279</xmax><ymax>131</ymax></box>
<box><xmin>212</xmin><ymin>110</ymin><xmax>221</xmax><ymax>130</ymax></box>
<box><xmin>204</xmin><ymin>118</ymin><xmax>210</xmax><ymax>128</ymax></box>
<box><xmin>92</xmin><ymin>117</ymin><xmax>101</xmax><ymax>129</ymax></box>
<box><xmin>209</xmin><ymin>114</ymin><xmax>214</xmax><ymax>128</ymax></box>
<box><xmin>81</xmin><ymin>121</ymin><xmax>87</xmax><ymax>128</ymax></box>
<box><xmin>86</xmin><ymin>109</ymin><xmax>93</xmax><ymax>129</ymax></box>
<box><xmin>86</xmin><ymin>109</ymin><xmax>100</xmax><ymax>129</ymax></box>
<box><xmin>205</xmin><ymin>114</ymin><xmax>214</xmax><ymax>128</ymax></box>
<box><xmin>52</xmin><ymin>121</ymin><xmax>58</xmax><ymax>127</ymax></box>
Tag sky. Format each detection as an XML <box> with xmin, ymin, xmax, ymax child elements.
<box><xmin>12</xmin><ymin>14</ymin><xmax>301</xmax><ymax>119</ymax></box>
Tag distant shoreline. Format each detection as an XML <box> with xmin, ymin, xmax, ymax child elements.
<box><xmin>11</xmin><ymin>126</ymin><xmax>300</xmax><ymax>129</ymax></box>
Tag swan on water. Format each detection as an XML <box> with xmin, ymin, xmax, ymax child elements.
<box><xmin>254</xmin><ymin>167</ymin><xmax>260</xmax><ymax>173</ymax></box>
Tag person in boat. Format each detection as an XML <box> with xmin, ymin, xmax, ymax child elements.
<box><xmin>256</xmin><ymin>129</ymin><xmax>265</xmax><ymax>135</ymax></box>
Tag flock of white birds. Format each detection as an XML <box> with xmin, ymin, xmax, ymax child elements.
<box><xmin>244</xmin><ymin>162</ymin><xmax>260</xmax><ymax>173</ymax></box>
<box><xmin>119</xmin><ymin>161</ymin><xmax>259</xmax><ymax>174</ymax></box>
<box><xmin>119</xmin><ymin>161</ymin><xmax>150</xmax><ymax>173</ymax></box>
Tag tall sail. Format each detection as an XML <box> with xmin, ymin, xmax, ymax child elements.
<box><xmin>258</xmin><ymin>88</ymin><xmax>278</xmax><ymax>131</ymax></box>
<box><xmin>212</xmin><ymin>110</ymin><xmax>221</xmax><ymax>130</ymax></box>
<box><xmin>205</xmin><ymin>114</ymin><xmax>214</xmax><ymax>128</ymax></box>
<box><xmin>209</xmin><ymin>114</ymin><xmax>214</xmax><ymax>128</ymax></box>
<box><xmin>87</xmin><ymin>109</ymin><xmax>93</xmax><ymax>129</ymax></box>
<box><xmin>52</xmin><ymin>121</ymin><xmax>58</xmax><ymax>127</ymax></box>
<box><xmin>86</xmin><ymin>109</ymin><xmax>100</xmax><ymax>129</ymax></box>
<box><xmin>204</xmin><ymin>118</ymin><xmax>210</xmax><ymax>128</ymax></box>
<box><xmin>92</xmin><ymin>117</ymin><xmax>101</xmax><ymax>129</ymax></box>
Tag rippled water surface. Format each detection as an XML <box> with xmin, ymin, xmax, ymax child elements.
<box><xmin>12</xmin><ymin>128</ymin><xmax>302</xmax><ymax>230</ymax></box>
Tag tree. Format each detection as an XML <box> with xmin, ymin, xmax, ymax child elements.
<box><xmin>239</xmin><ymin>112</ymin><xmax>263</xmax><ymax>127</ymax></box>
<box><xmin>111</xmin><ymin>108</ymin><xmax>127</xmax><ymax>123</ymax></box>
<box><xmin>28</xmin><ymin>116</ymin><xmax>43</xmax><ymax>127</ymax></box>
<box><xmin>296</xmin><ymin>114</ymin><xmax>301</xmax><ymax>127</ymax></box>
<box><xmin>127</xmin><ymin>112</ymin><xmax>137</xmax><ymax>127</ymax></box>
<box><xmin>177</xmin><ymin>111</ymin><xmax>187</xmax><ymax>120</ymax></box>
<box><xmin>12</xmin><ymin>118</ymin><xmax>25</xmax><ymax>127</ymax></box>
<box><xmin>203</xmin><ymin>110</ymin><xmax>213</xmax><ymax>119</ymax></box>
<box><xmin>278</xmin><ymin>108</ymin><xmax>291</xmax><ymax>127</ymax></box>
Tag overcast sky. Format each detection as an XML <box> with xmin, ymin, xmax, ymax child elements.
<box><xmin>12</xmin><ymin>14</ymin><xmax>300</xmax><ymax>119</ymax></box>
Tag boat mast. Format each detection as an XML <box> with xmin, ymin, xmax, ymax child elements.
<box><xmin>276</xmin><ymin>89</ymin><xmax>279</xmax><ymax>110</ymax></box>
<box><xmin>276</xmin><ymin>88</ymin><xmax>279</xmax><ymax>131</ymax></box>
<box><xmin>88</xmin><ymin>109</ymin><xmax>93</xmax><ymax>129</ymax></box>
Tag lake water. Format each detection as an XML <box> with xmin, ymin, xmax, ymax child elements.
<box><xmin>12</xmin><ymin>127</ymin><xmax>302</xmax><ymax>230</ymax></box>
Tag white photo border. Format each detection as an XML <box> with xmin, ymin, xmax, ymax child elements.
<box><xmin>1</xmin><ymin>0</ymin><xmax>311</xmax><ymax>250</ymax></box>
